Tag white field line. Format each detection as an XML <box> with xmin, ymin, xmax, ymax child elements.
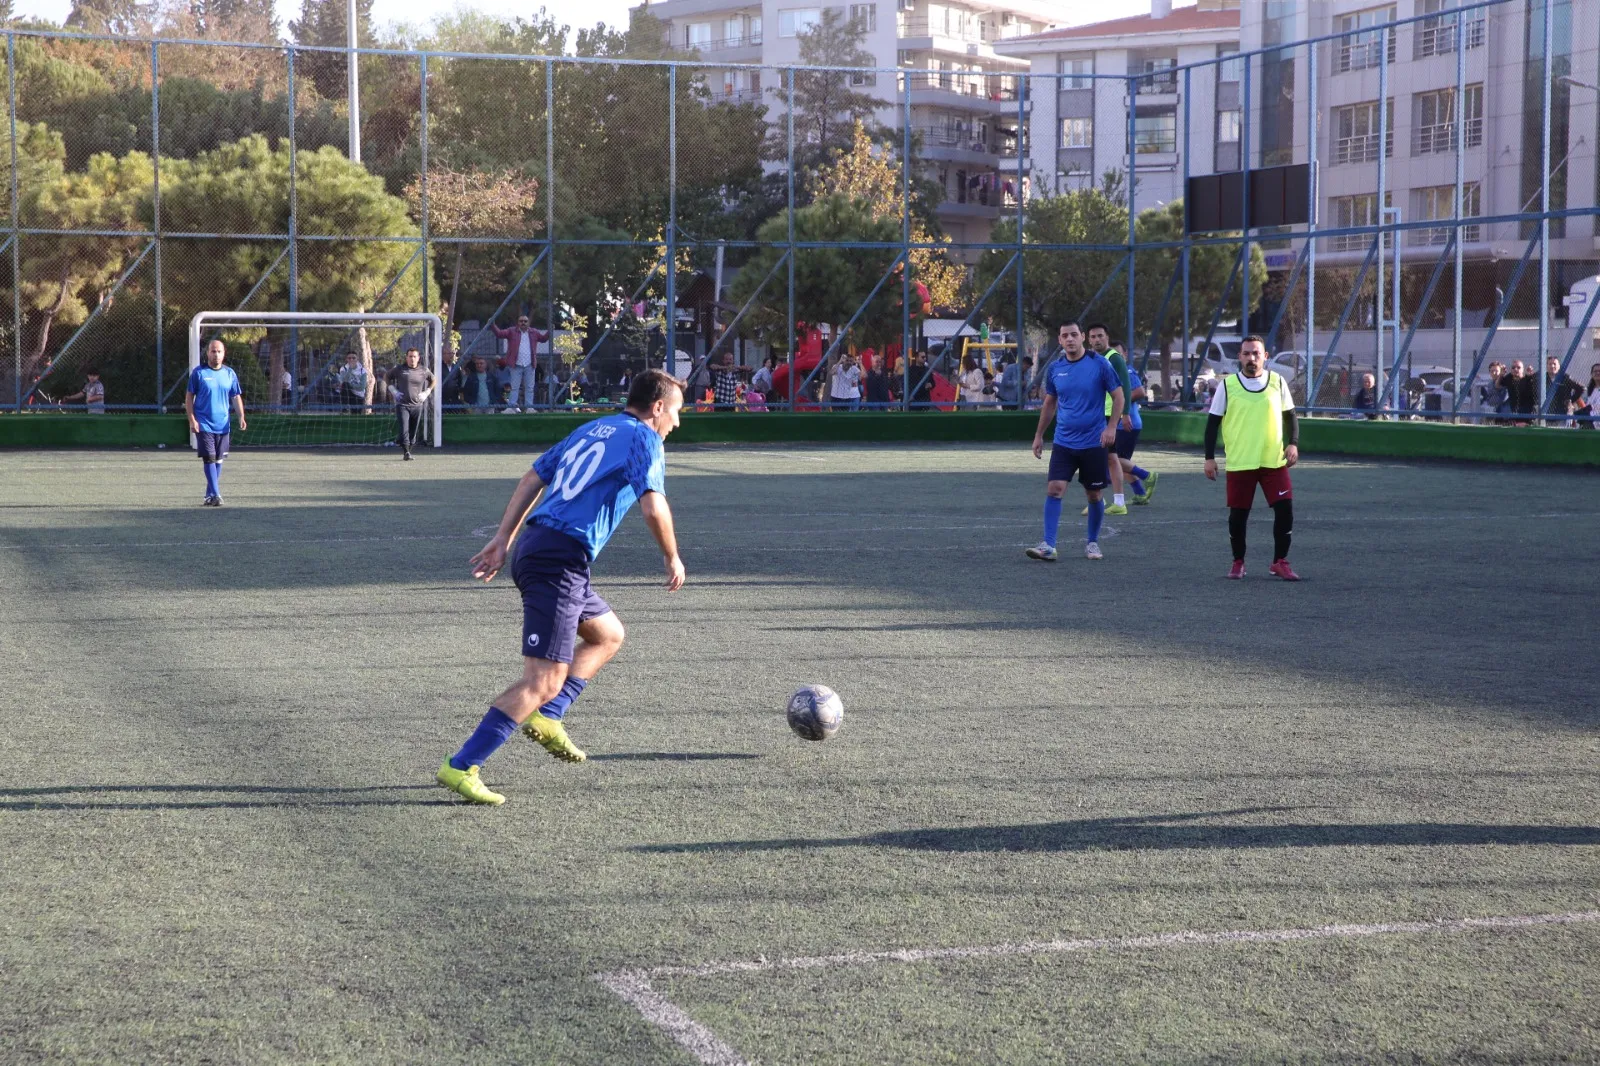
<box><xmin>595</xmin><ymin>909</ymin><xmax>1600</xmax><ymax>1066</ymax></box>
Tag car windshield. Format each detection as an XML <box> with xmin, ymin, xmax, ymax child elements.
<box><xmin>1217</xmin><ymin>342</ymin><xmax>1241</xmax><ymax>364</ymax></box>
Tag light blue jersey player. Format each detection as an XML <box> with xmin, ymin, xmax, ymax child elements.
<box><xmin>437</xmin><ymin>369</ymin><xmax>687</xmax><ymax>805</ymax></box>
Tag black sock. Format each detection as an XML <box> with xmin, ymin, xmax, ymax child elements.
<box><xmin>1272</xmin><ymin>499</ymin><xmax>1293</xmax><ymax>560</ymax></box>
<box><xmin>1228</xmin><ymin>508</ymin><xmax>1249</xmax><ymax>561</ymax></box>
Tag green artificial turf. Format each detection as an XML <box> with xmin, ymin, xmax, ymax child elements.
<box><xmin>1</xmin><ymin>444</ymin><xmax>1596</xmax><ymax>1065</ymax></box>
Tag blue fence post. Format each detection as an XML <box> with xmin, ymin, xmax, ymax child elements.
<box><xmin>665</xmin><ymin>64</ymin><xmax>676</xmax><ymax>389</ymax></box>
<box><xmin>545</xmin><ymin>59</ymin><xmax>556</xmax><ymax>386</ymax></box>
<box><xmin>287</xmin><ymin>46</ymin><xmax>299</xmax><ymax>380</ymax></box>
<box><xmin>8</xmin><ymin>33</ymin><xmax>20</xmax><ymax>413</ymax></box>
<box><xmin>419</xmin><ymin>52</ymin><xmax>429</xmax><ymax>321</ymax></box>
<box><xmin>1536</xmin><ymin>0</ymin><xmax>1552</xmax><ymax>424</ymax></box>
<box><xmin>902</xmin><ymin>70</ymin><xmax>911</xmax><ymax>414</ymax></box>
<box><xmin>151</xmin><ymin>41</ymin><xmax>163</xmax><ymax>411</ymax></box>
<box><xmin>785</xmin><ymin>66</ymin><xmax>795</xmax><ymax>412</ymax></box>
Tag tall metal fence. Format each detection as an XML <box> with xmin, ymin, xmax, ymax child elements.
<box><xmin>2</xmin><ymin>0</ymin><xmax>1597</xmax><ymax>422</ymax></box>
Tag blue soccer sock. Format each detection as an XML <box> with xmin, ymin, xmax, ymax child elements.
<box><xmin>1131</xmin><ymin>465</ymin><xmax>1150</xmax><ymax>481</ymax></box>
<box><xmin>1130</xmin><ymin>476</ymin><xmax>1145</xmax><ymax>496</ymax></box>
<box><xmin>536</xmin><ymin>676</ymin><xmax>588</xmax><ymax>721</ymax></box>
<box><xmin>1042</xmin><ymin>495</ymin><xmax>1063</xmax><ymax>548</ymax></box>
<box><xmin>449</xmin><ymin>706</ymin><xmax>518</xmax><ymax>770</ymax></box>
<box><xmin>1087</xmin><ymin>498</ymin><xmax>1105</xmax><ymax>542</ymax></box>
<box><xmin>203</xmin><ymin>462</ymin><xmax>220</xmax><ymax>498</ymax></box>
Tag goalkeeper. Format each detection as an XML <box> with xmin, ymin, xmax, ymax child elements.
<box><xmin>387</xmin><ymin>347</ymin><xmax>435</xmax><ymax>460</ymax></box>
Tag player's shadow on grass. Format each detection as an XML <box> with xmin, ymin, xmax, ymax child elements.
<box><xmin>0</xmin><ymin>783</ymin><xmax>451</xmax><ymax>810</ymax></box>
<box><xmin>635</xmin><ymin>807</ymin><xmax>1600</xmax><ymax>854</ymax></box>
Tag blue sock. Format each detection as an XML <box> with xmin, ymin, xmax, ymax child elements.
<box><xmin>537</xmin><ymin>676</ymin><xmax>588</xmax><ymax>721</ymax></box>
<box><xmin>1130</xmin><ymin>477</ymin><xmax>1145</xmax><ymax>496</ymax></box>
<box><xmin>449</xmin><ymin>707</ymin><xmax>518</xmax><ymax>770</ymax></box>
<box><xmin>203</xmin><ymin>462</ymin><xmax>220</xmax><ymax>497</ymax></box>
<box><xmin>1042</xmin><ymin>495</ymin><xmax>1063</xmax><ymax>548</ymax></box>
<box><xmin>1131</xmin><ymin>465</ymin><xmax>1150</xmax><ymax>481</ymax></box>
<box><xmin>1087</xmin><ymin>498</ymin><xmax>1105</xmax><ymax>542</ymax></box>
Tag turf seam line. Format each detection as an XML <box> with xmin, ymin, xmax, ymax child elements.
<box><xmin>594</xmin><ymin>910</ymin><xmax>1600</xmax><ymax>1066</ymax></box>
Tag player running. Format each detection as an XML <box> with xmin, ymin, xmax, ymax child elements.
<box><xmin>1203</xmin><ymin>335</ymin><xmax>1301</xmax><ymax>581</ymax></box>
<box><xmin>436</xmin><ymin>369</ymin><xmax>688</xmax><ymax>805</ymax></box>
<box><xmin>1028</xmin><ymin>321</ymin><xmax>1124</xmax><ymax>562</ymax></box>
<box><xmin>1085</xmin><ymin>324</ymin><xmax>1135</xmax><ymax>515</ymax></box>
<box><xmin>1117</xmin><ymin>366</ymin><xmax>1159</xmax><ymax>505</ymax></box>
<box><xmin>185</xmin><ymin>339</ymin><xmax>246</xmax><ymax>507</ymax></box>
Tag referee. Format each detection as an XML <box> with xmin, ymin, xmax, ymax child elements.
<box><xmin>387</xmin><ymin>347</ymin><xmax>435</xmax><ymax>460</ymax></box>
<box><xmin>185</xmin><ymin>339</ymin><xmax>246</xmax><ymax>506</ymax></box>
<box><xmin>1203</xmin><ymin>335</ymin><xmax>1300</xmax><ymax>581</ymax></box>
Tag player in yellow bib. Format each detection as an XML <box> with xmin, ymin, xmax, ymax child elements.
<box><xmin>1202</xmin><ymin>335</ymin><xmax>1301</xmax><ymax>581</ymax></box>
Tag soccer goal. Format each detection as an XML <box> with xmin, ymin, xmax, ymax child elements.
<box><xmin>188</xmin><ymin>311</ymin><xmax>446</xmax><ymax>448</ymax></box>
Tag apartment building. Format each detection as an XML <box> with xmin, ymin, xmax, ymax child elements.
<box><xmin>994</xmin><ymin>0</ymin><xmax>1242</xmax><ymax>207</ymax></box>
<box><xmin>1241</xmin><ymin>1</ymin><xmax>1599</xmax><ymax>305</ymax></box>
<box><xmin>633</xmin><ymin>0</ymin><xmax>1065</xmax><ymax>245</ymax></box>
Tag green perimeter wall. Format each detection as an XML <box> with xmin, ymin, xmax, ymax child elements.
<box><xmin>4</xmin><ymin>411</ymin><xmax>1600</xmax><ymax>467</ymax></box>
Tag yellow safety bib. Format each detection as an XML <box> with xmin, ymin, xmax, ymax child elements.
<box><xmin>1220</xmin><ymin>371</ymin><xmax>1287</xmax><ymax>471</ymax></box>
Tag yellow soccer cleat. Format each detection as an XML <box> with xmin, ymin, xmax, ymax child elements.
<box><xmin>522</xmin><ymin>714</ymin><xmax>588</xmax><ymax>763</ymax></box>
<box><xmin>1104</xmin><ymin>502</ymin><xmax>1129</xmax><ymax>515</ymax></box>
<box><xmin>436</xmin><ymin>760</ymin><xmax>506</xmax><ymax>805</ymax></box>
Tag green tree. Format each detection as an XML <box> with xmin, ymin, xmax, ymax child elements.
<box><xmin>729</xmin><ymin>195</ymin><xmax>905</xmax><ymax>349</ymax></box>
<box><xmin>767</xmin><ymin>8</ymin><xmax>883</xmax><ymax>191</ymax></box>
<box><xmin>974</xmin><ymin>184</ymin><xmax>1128</xmax><ymax>334</ymax></box>
<box><xmin>289</xmin><ymin>0</ymin><xmax>375</xmax><ymax>99</ymax></box>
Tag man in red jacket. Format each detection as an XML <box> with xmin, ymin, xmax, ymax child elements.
<box><xmin>493</xmin><ymin>315</ymin><xmax>549</xmax><ymax>412</ymax></box>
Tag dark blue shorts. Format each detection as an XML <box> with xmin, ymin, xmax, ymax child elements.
<box><xmin>195</xmin><ymin>430</ymin><xmax>230</xmax><ymax>463</ymax></box>
<box><xmin>1048</xmin><ymin>443</ymin><xmax>1110</xmax><ymax>489</ymax></box>
<box><xmin>511</xmin><ymin>522</ymin><xmax>612</xmax><ymax>664</ymax></box>
<box><xmin>1114</xmin><ymin>427</ymin><xmax>1140</xmax><ymax>460</ymax></box>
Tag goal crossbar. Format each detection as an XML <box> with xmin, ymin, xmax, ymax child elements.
<box><xmin>189</xmin><ymin>311</ymin><xmax>446</xmax><ymax>448</ymax></box>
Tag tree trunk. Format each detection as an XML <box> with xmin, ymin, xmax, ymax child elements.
<box><xmin>265</xmin><ymin>337</ymin><xmax>284</xmax><ymax>411</ymax></box>
<box><xmin>358</xmin><ymin>319</ymin><xmax>375</xmax><ymax>413</ymax></box>
<box><xmin>446</xmin><ymin>246</ymin><xmax>464</xmax><ymax>357</ymax></box>
<box><xmin>25</xmin><ymin>268</ymin><xmax>75</xmax><ymax>380</ymax></box>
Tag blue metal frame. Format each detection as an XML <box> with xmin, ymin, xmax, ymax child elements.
<box><xmin>1454</xmin><ymin>234</ymin><xmax>1540</xmax><ymax>410</ymax></box>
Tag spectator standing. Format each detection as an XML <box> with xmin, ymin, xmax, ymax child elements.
<box><xmin>751</xmin><ymin>355</ymin><xmax>776</xmax><ymax>398</ymax></box>
<box><xmin>387</xmin><ymin>347</ymin><xmax>436</xmax><ymax>460</ymax></box>
<box><xmin>61</xmin><ymin>369</ymin><xmax>106</xmax><ymax>413</ymax></box>
<box><xmin>997</xmin><ymin>356</ymin><xmax>1020</xmax><ymax>410</ymax></box>
<box><xmin>828</xmin><ymin>352</ymin><xmax>862</xmax><ymax>411</ymax></box>
<box><xmin>712</xmin><ymin>354</ymin><xmax>741</xmax><ymax>409</ymax></box>
<box><xmin>493</xmin><ymin>314</ymin><xmax>548</xmax><ymax>412</ymax></box>
<box><xmin>909</xmin><ymin>350</ymin><xmax>935</xmax><ymax>410</ymax></box>
<box><xmin>958</xmin><ymin>353</ymin><xmax>986</xmax><ymax>408</ymax></box>
<box><xmin>1479</xmin><ymin>361</ymin><xmax>1508</xmax><ymax>421</ymax></box>
<box><xmin>864</xmin><ymin>357</ymin><xmax>891</xmax><ymax>409</ymax></box>
<box><xmin>337</xmin><ymin>353</ymin><xmax>367</xmax><ymax>413</ymax></box>
<box><xmin>1579</xmin><ymin>362</ymin><xmax>1600</xmax><ymax>429</ymax></box>
<box><xmin>1352</xmin><ymin>372</ymin><xmax>1378</xmax><ymax>419</ymax></box>
<box><xmin>461</xmin><ymin>357</ymin><xmax>500</xmax><ymax>413</ymax></box>
<box><xmin>279</xmin><ymin>367</ymin><xmax>293</xmax><ymax>407</ymax></box>
<box><xmin>1501</xmin><ymin>360</ymin><xmax>1536</xmax><ymax>422</ymax></box>
<box><xmin>1544</xmin><ymin>355</ymin><xmax>1583</xmax><ymax>425</ymax></box>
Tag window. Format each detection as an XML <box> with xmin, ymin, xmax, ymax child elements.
<box><xmin>749</xmin><ymin>15</ymin><xmax>762</xmax><ymax>39</ymax></box>
<box><xmin>778</xmin><ymin>8</ymin><xmax>820</xmax><ymax>37</ymax></box>
<box><xmin>1217</xmin><ymin>47</ymin><xmax>1243</xmax><ymax>84</ymax></box>
<box><xmin>1413</xmin><ymin>83</ymin><xmax>1483</xmax><ymax>154</ymax></box>
<box><xmin>1415</xmin><ymin>0</ymin><xmax>1486</xmax><ymax>59</ymax></box>
<box><xmin>1133</xmin><ymin>110</ymin><xmax>1177</xmax><ymax>154</ymax></box>
<box><xmin>685</xmin><ymin>22</ymin><xmax>712</xmax><ymax>48</ymax></box>
<box><xmin>849</xmin><ymin>3</ymin><xmax>876</xmax><ymax>33</ymax></box>
<box><xmin>1058</xmin><ymin>56</ymin><xmax>1093</xmax><ymax>90</ymax></box>
<box><xmin>1217</xmin><ymin>109</ymin><xmax>1241</xmax><ymax>143</ymax></box>
<box><xmin>850</xmin><ymin>70</ymin><xmax>878</xmax><ymax>86</ymax></box>
<box><xmin>1061</xmin><ymin>117</ymin><xmax>1092</xmax><ymax>148</ymax></box>
<box><xmin>1336</xmin><ymin>5</ymin><xmax>1397</xmax><ymax>73</ymax></box>
<box><xmin>723</xmin><ymin>18</ymin><xmax>742</xmax><ymax>43</ymax></box>
<box><xmin>1331</xmin><ymin>99</ymin><xmax>1393</xmax><ymax>164</ymax></box>
<box><xmin>1136</xmin><ymin>56</ymin><xmax>1177</xmax><ymax>95</ymax></box>
<box><xmin>1328</xmin><ymin>191</ymin><xmax>1392</xmax><ymax>251</ymax></box>
<box><xmin>1413</xmin><ymin>182</ymin><xmax>1482</xmax><ymax>244</ymax></box>
<box><xmin>897</xmin><ymin>49</ymin><xmax>912</xmax><ymax>66</ymax></box>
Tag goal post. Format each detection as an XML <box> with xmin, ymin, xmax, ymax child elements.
<box><xmin>188</xmin><ymin>311</ymin><xmax>446</xmax><ymax>448</ymax></box>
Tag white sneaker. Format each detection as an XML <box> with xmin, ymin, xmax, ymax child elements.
<box><xmin>1084</xmin><ymin>541</ymin><xmax>1103</xmax><ymax>560</ymax></box>
<box><xmin>1024</xmin><ymin>541</ymin><xmax>1058</xmax><ymax>561</ymax></box>
<box><xmin>501</xmin><ymin>407</ymin><xmax>520</xmax><ymax>414</ymax></box>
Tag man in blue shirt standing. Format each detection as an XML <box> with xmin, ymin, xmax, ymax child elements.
<box><xmin>437</xmin><ymin>368</ymin><xmax>688</xmax><ymax>806</ymax></box>
<box><xmin>185</xmin><ymin>339</ymin><xmax>246</xmax><ymax>507</ymax></box>
<box><xmin>1027</xmin><ymin>321</ymin><xmax>1124</xmax><ymax>562</ymax></box>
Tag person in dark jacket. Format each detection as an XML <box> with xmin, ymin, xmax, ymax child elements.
<box><xmin>460</xmin><ymin>357</ymin><xmax>501</xmax><ymax>413</ymax></box>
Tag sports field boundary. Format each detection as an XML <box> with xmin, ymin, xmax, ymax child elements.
<box><xmin>594</xmin><ymin>910</ymin><xmax>1600</xmax><ymax>1066</ymax></box>
<box><xmin>5</xmin><ymin>412</ymin><xmax>1600</xmax><ymax>466</ymax></box>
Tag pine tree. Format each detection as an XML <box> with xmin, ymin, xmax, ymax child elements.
<box><xmin>290</xmin><ymin>0</ymin><xmax>376</xmax><ymax>100</ymax></box>
<box><xmin>768</xmin><ymin>9</ymin><xmax>885</xmax><ymax>191</ymax></box>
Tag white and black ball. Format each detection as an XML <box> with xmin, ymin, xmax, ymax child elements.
<box><xmin>786</xmin><ymin>684</ymin><xmax>844</xmax><ymax>742</ymax></box>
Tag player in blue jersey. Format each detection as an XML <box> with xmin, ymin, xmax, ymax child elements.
<box><xmin>185</xmin><ymin>339</ymin><xmax>246</xmax><ymax>506</ymax></box>
<box><xmin>1027</xmin><ymin>321</ymin><xmax>1124</xmax><ymax>562</ymax></box>
<box><xmin>1117</xmin><ymin>366</ymin><xmax>1159</xmax><ymax>505</ymax></box>
<box><xmin>436</xmin><ymin>369</ymin><xmax>687</xmax><ymax>805</ymax></box>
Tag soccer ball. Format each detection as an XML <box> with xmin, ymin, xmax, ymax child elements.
<box><xmin>786</xmin><ymin>684</ymin><xmax>843</xmax><ymax>742</ymax></box>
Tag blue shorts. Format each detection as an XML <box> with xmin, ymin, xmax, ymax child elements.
<box><xmin>195</xmin><ymin>430</ymin><xmax>230</xmax><ymax>463</ymax></box>
<box><xmin>1113</xmin><ymin>427</ymin><xmax>1140</xmax><ymax>460</ymax></box>
<box><xmin>511</xmin><ymin>522</ymin><xmax>612</xmax><ymax>664</ymax></box>
<box><xmin>1048</xmin><ymin>443</ymin><xmax>1110</xmax><ymax>489</ymax></box>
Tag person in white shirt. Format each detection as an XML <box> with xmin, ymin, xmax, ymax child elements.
<box><xmin>1581</xmin><ymin>362</ymin><xmax>1600</xmax><ymax>430</ymax></box>
<box><xmin>828</xmin><ymin>352</ymin><xmax>862</xmax><ymax>411</ymax></box>
<box><xmin>751</xmin><ymin>355</ymin><xmax>776</xmax><ymax>398</ymax></box>
<box><xmin>958</xmin><ymin>354</ymin><xmax>986</xmax><ymax>408</ymax></box>
<box><xmin>492</xmin><ymin>315</ymin><xmax>549</xmax><ymax>412</ymax></box>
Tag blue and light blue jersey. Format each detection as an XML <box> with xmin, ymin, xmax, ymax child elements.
<box><xmin>1127</xmin><ymin>369</ymin><xmax>1144</xmax><ymax>431</ymax></box>
<box><xmin>187</xmin><ymin>364</ymin><xmax>241</xmax><ymax>434</ymax></box>
<box><xmin>1044</xmin><ymin>353</ymin><xmax>1122</xmax><ymax>450</ymax></box>
<box><xmin>529</xmin><ymin>413</ymin><xmax>666</xmax><ymax>559</ymax></box>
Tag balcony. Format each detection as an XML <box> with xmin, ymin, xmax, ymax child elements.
<box><xmin>706</xmin><ymin>87</ymin><xmax>766</xmax><ymax>107</ymax></box>
<box><xmin>905</xmin><ymin>73</ymin><xmax>1023</xmax><ymax>113</ymax></box>
<box><xmin>1412</xmin><ymin>223</ymin><xmax>1482</xmax><ymax>246</ymax></box>
<box><xmin>1133</xmin><ymin>72</ymin><xmax>1177</xmax><ymax>96</ymax></box>
<box><xmin>1412</xmin><ymin>118</ymin><xmax>1483</xmax><ymax>156</ymax></box>
<box><xmin>912</xmin><ymin>126</ymin><xmax>1019</xmax><ymax>165</ymax></box>
<box><xmin>1414</xmin><ymin>15</ymin><xmax>1485</xmax><ymax>60</ymax></box>
<box><xmin>1336</xmin><ymin>30</ymin><xmax>1396</xmax><ymax>74</ymax></box>
<box><xmin>1332</xmin><ymin>131</ymin><xmax>1393</xmax><ymax>165</ymax></box>
<box><xmin>688</xmin><ymin>32</ymin><xmax>762</xmax><ymax>59</ymax></box>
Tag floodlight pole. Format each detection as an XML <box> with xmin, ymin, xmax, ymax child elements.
<box><xmin>347</xmin><ymin>0</ymin><xmax>360</xmax><ymax>164</ymax></box>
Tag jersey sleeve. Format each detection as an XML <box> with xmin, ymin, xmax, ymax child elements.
<box><xmin>228</xmin><ymin>369</ymin><xmax>242</xmax><ymax>398</ymax></box>
<box><xmin>626</xmin><ymin>428</ymin><xmax>666</xmax><ymax>496</ymax></box>
<box><xmin>1044</xmin><ymin>364</ymin><xmax>1059</xmax><ymax>398</ymax></box>
<box><xmin>186</xmin><ymin>366</ymin><xmax>201</xmax><ymax>395</ymax></box>
<box><xmin>1276</xmin><ymin>373</ymin><xmax>1295</xmax><ymax>410</ymax></box>
<box><xmin>532</xmin><ymin>438</ymin><xmax>564</xmax><ymax>482</ymax></box>
<box><xmin>1099</xmin><ymin>357</ymin><xmax>1122</xmax><ymax>396</ymax></box>
<box><xmin>1208</xmin><ymin>384</ymin><xmax>1228</xmax><ymax>416</ymax></box>
<box><xmin>1108</xmin><ymin>352</ymin><xmax>1132</xmax><ymax>400</ymax></box>
<box><xmin>1129</xmin><ymin>369</ymin><xmax>1143</xmax><ymax>391</ymax></box>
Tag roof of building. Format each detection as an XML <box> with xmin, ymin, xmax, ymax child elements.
<box><xmin>1007</xmin><ymin>6</ymin><xmax>1238</xmax><ymax>45</ymax></box>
